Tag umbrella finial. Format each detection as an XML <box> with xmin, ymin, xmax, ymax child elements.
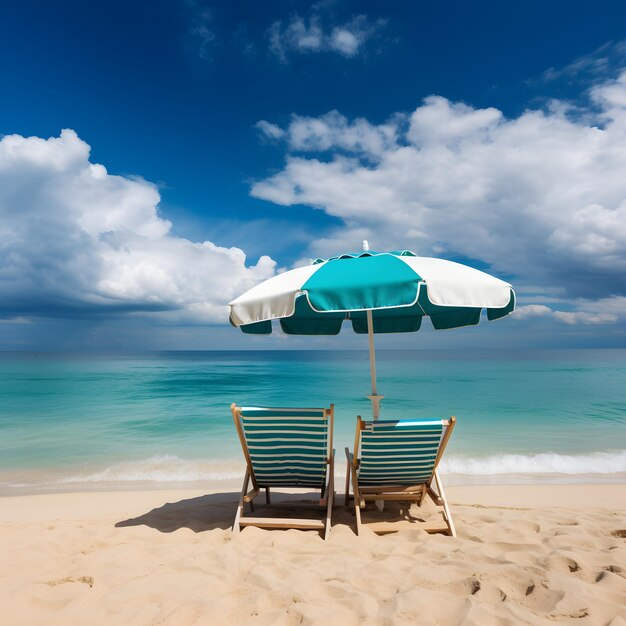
<box><xmin>362</xmin><ymin>240</ymin><xmax>370</xmax><ymax>252</ymax></box>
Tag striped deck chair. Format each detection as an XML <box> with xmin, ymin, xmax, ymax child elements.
<box><xmin>345</xmin><ymin>416</ymin><xmax>456</xmax><ymax>536</ymax></box>
<box><xmin>231</xmin><ymin>403</ymin><xmax>335</xmax><ymax>539</ymax></box>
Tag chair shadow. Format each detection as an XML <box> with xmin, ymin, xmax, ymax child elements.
<box><xmin>115</xmin><ymin>490</ymin><xmax>331</xmax><ymax>534</ymax></box>
<box><xmin>115</xmin><ymin>492</ymin><xmax>239</xmax><ymax>533</ymax></box>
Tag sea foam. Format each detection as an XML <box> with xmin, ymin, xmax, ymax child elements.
<box><xmin>56</xmin><ymin>455</ymin><xmax>243</xmax><ymax>484</ymax></box>
<box><xmin>56</xmin><ymin>450</ymin><xmax>626</xmax><ymax>484</ymax></box>
<box><xmin>442</xmin><ymin>450</ymin><xmax>626</xmax><ymax>475</ymax></box>
<box><xmin>4</xmin><ymin>450</ymin><xmax>625</xmax><ymax>490</ymax></box>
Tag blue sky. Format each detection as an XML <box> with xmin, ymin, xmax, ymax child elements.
<box><xmin>1</xmin><ymin>0</ymin><xmax>626</xmax><ymax>349</ymax></box>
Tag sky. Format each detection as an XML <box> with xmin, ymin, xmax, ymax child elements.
<box><xmin>1</xmin><ymin>0</ymin><xmax>626</xmax><ymax>350</ymax></box>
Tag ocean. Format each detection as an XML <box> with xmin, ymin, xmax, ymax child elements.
<box><xmin>1</xmin><ymin>350</ymin><xmax>625</xmax><ymax>493</ymax></box>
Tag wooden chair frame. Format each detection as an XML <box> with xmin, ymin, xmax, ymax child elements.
<box><xmin>231</xmin><ymin>403</ymin><xmax>335</xmax><ymax>539</ymax></box>
<box><xmin>345</xmin><ymin>415</ymin><xmax>456</xmax><ymax>536</ymax></box>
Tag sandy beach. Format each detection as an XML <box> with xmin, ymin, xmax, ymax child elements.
<box><xmin>1</xmin><ymin>483</ymin><xmax>624</xmax><ymax>625</ymax></box>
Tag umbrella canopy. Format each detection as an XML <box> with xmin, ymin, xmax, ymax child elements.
<box><xmin>229</xmin><ymin>248</ymin><xmax>514</xmax><ymax>333</ymax></box>
<box><xmin>229</xmin><ymin>245</ymin><xmax>515</xmax><ymax>417</ymax></box>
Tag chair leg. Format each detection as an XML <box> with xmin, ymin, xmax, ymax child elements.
<box><xmin>344</xmin><ymin>447</ymin><xmax>351</xmax><ymax>506</ymax></box>
<box><xmin>434</xmin><ymin>469</ymin><xmax>456</xmax><ymax>537</ymax></box>
<box><xmin>324</xmin><ymin>453</ymin><xmax>335</xmax><ymax>540</ymax></box>
<box><xmin>349</xmin><ymin>463</ymin><xmax>363</xmax><ymax>536</ymax></box>
<box><xmin>265</xmin><ymin>487</ymin><xmax>271</xmax><ymax>504</ymax></box>
<box><xmin>418</xmin><ymin>483</ymin><xmax>426</xmax><ymax>507</ymax></box>
<box><xmin>354</xmin><ymin>495</ymin><xmax>362</xmax><ymax>536</ymax></box>
<box><xmin>233</xmin><ymin>469</ymin><xmax>250</xmax><ymax>533</ymax></box>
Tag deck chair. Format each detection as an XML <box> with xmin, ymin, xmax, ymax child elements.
<box><xmin>345</xmin><ymin>416</ymin><xmax>456</xmax><ymax>536</ymax></box>
<box><xmin>231</xmin><ymin>403</ymin><xmax>335</xmax><ymax>539</ymax></box>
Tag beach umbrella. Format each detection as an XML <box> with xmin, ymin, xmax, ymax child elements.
<box><xmin>229</xmin><ymin>242</ymin><xmax>515</xmax><ymax>419</ymax></box>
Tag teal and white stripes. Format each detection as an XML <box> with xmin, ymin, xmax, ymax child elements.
<box><xmin>240</xmin><ymin>407</ymin><xmax>329</xmax><ymax>488</ymax></box>
<box><xmin>358</xmin><ymin>419</ymin><xmax>444</xmax><ymax>485</ymax></box>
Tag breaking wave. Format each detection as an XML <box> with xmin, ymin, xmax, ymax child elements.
<box><xmin>53</xmin><ymin>450</ymin><xmax>626</xmax><ymax>483</ymax></box>
<box><xmin>4</xmin><ymin>450</ymin><xmax>626</xmax><ymax>490</ymax></box>
<box><xmin>56</xmin><ymin>455</ymin><xmax>243</xmax><ymax>484</ymax></box>
<box><xmin>442</xmin><ymin>450</ymin><xmax>626</xmax><ymax>475</ymax></box>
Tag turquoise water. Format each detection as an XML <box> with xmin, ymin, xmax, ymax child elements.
<box><xmin>1</xmin><ymin>350</ymin><xmax>625</xmax><ymax>490</ymax></box>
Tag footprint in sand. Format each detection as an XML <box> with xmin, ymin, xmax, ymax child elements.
<box><xmin>468</xmin><ymin>578</ymin><xmax>481</xmax><ymax>595</ymax></box>
<box><xmin>595</xmin><ymin>565</ymin><xmax>625</xmax><ymax>582</ymax></box>
<box><xmin>519</xmin><ymin>581</ymin><xmax>564</xmax><ymax>612</ymax></box>
<box><xmin>465</xmin><ymin>576</ymin><xmax>507</xmax><ymax>602</ymax></box>
<box><xmin>546</xmin><ymin>555</ymin><xmax>581</xmax><ymax>574</ymax></box>
<box><xmin>44</xmin><ymin>576</ymin><xmax>94</xmax><ymax>588</ymax></box>
<box><xmin>550</xmin><ymin>608</ymin><xmax>589</xmax><ymax>619</ymax></box>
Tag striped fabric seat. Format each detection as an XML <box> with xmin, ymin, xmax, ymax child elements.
<box><xmin>239</xmin><ymin>407</ymin><xmax>329</xmax><ymax>488</ymax></box>
<box><xmin>357</xmin><ymin>419</ymin><xmax>444</xmax><ymax>486</ymax></box>
<box><xmin>346</xmin><ymin>415</ymin><xmax>456</xmax><ymax>536</ymax></box>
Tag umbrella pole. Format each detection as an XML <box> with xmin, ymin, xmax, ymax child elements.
<box><xmin>366</xmin><ymin>309</ymin><xmax>384</xmax><ymax>420</ymax></box>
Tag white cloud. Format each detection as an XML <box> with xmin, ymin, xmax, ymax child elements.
<box><xmin>0</xmin><ymin>316</ymin><xmax>31</xmax><ymax>324</ymax></box>
<box><xmin>407</xmin><ymin>96</ymin><xmax>502</xmax><ymax>146</ymax></box>
<box><xmin>252</xmin><ymin>72</ymin><xmax>626</xmax><ymax>312</ymax></box>
<box><xmin>513</xmin><ymin>301</ymin><xmax>622</xmax><ymax>325</ymax></box>
<box><xmin>184</xmin><ymin>0</ymin><xmax>215</xmax><ymax>61</ymax></box>
<box><xmin>552</xmin><ymin>295</ymin><xmax>626</xmax><ymax>325</ymax></box>
<box><xmin>254</xmin><ymin>120</ymin><xmax>286</xmax><ymax>141</ymax></box>
<box><xmin>512</xmin><ymin>304</ymin><xmax>553</xmax><ymax>320</ymax></box>
<box><xmin>330</xmin><ymin>28</ymin><xmax>359</xmax><ymax>56</ymax></box>
<box><xmin>0</xmin><ymin>129</ymin><xmax>276</xmax><ymax>323</ymax></box>
<box><xmin>553</xmin><ymin>310</ymin><xmax>618</xmax><ymax>325</ymax></box>
<box><xmin>541</xmin><ymin>40</ymin><xmax>626</xmax><ymax>84</ymax></box>
<box><xmin>268</xmin><ymin>12</ymin><xmax>384</xmax><ymax>62</ymax></box>
<box><xmin>591</xmin><ymin>71</ymin><xmax>626</xmax><ymax>124</ymax></box>
<box><xmin>256</xmin><ymin>110</ymin><xmax>398</xmax><ymax>158</ymax></box>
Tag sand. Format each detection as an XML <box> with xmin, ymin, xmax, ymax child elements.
<box><xmin>1</xmin><ymin>484</ymin><xmax>625</xmax><ymax>625</ymax></box>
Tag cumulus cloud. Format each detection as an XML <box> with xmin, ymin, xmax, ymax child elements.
<box><xmin>251</xmin><ymin>72</ymin><xmax>626</xmax><ymax>315</ymax></box>
<box><xmin>0</xmin><ymin>129</ymin><xmax>275</xmax><ymax>323</ymax></box>
<box><xmin>513</xmin><ymin>300</ymin><xmax>623</xmax><ymax>325</ymax></box>
<box><xmin>256</xmin><ymin>110</ymin><xmax>399</xmax><ymax>158</ymax></box>
<box><xmin>552</xmin><ymin>295</ymin><xmax>626</xmax><ymax>325</ymax></box>
<box><xmin>553</xmin><ymin>310</ymin><xmax>618</xmax><ymax>325</ymax></box>
<box><xmin>512</xmin><ymin>305</ymin><xmax>554</xmax><ymax>320</ymax></box>
<box><xmin>268</xmin><ymin>12</ymin><xmax>385</xmax><ymax>62</ymax></box>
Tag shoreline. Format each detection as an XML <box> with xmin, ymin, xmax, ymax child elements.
<box><xmin>2</xmin><ymin>468</ymin><xmax>626</xmax><ymax>498</ymax></box>
<box><xmin>1</xmin><ymin>483</ymin><xmax>625</xmax><ymax>513</ymax></box>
